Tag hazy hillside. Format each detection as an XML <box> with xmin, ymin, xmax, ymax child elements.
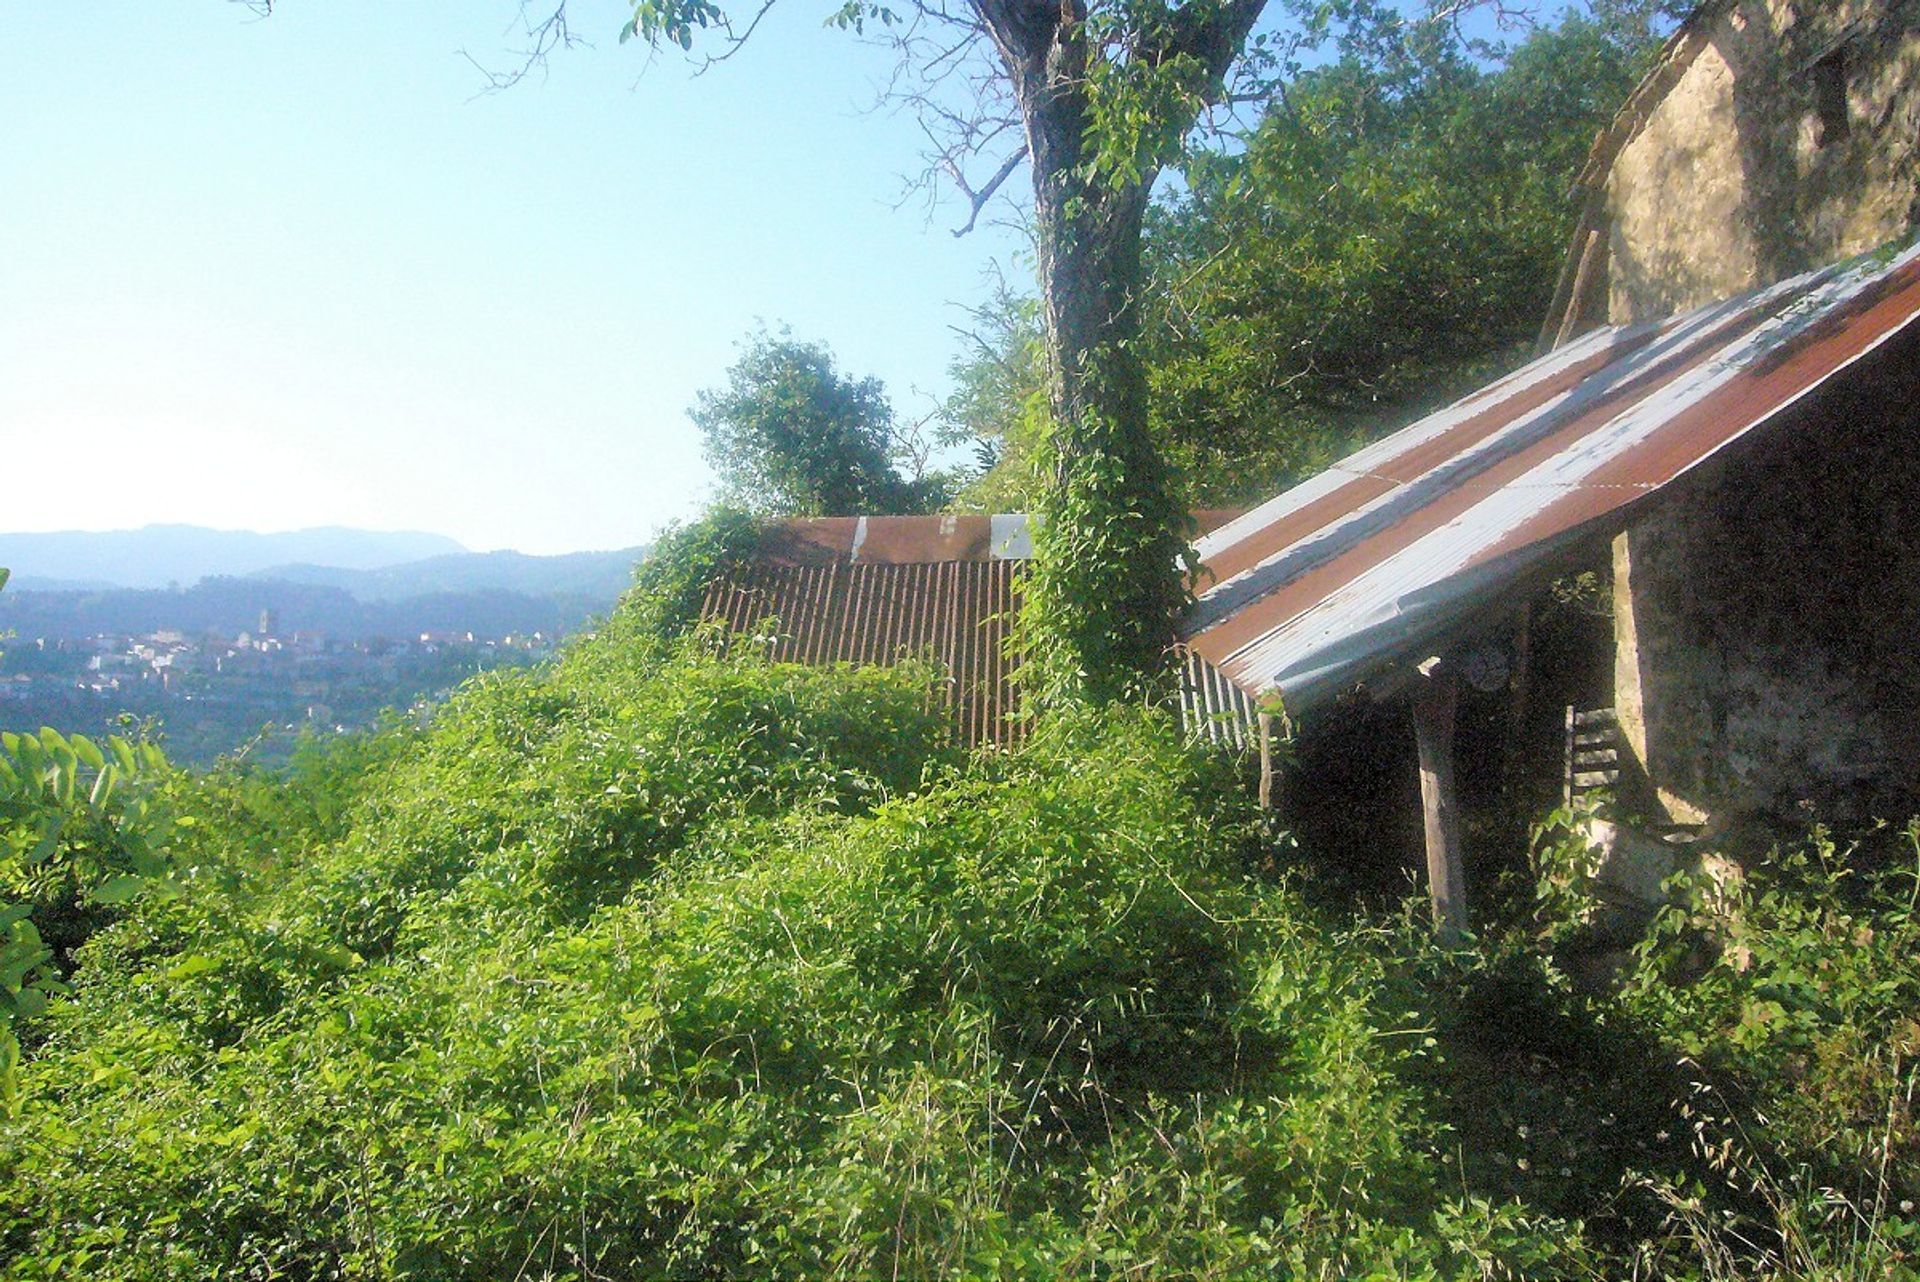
<box><xmin>0</xmin><ymin>577</ymin><xmax>608</xmax><ymax>642</ymax></box>
<box><xmin>252</xmin><ymin>546</ymin><xmax>645</xmax><ymax>602</ymax></box>
<box><xmin>0</xmin><ymin>525</ymin><xmax>466</xmax><ymax>590</ymax></box>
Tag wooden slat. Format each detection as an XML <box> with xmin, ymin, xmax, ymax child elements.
<box><xmin>1416</xmin><ymin>668</ymin><xmax>1469</xmax><ymax>944</ymax></box>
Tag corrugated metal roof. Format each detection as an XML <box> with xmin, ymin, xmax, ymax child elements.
<box><xmin>1183</xmin><ymin>236</ymin><xmax>1920</xmax><ymax>717</ymax></box>
<box><xmin>701</xmin><ymin>557</ymin><xmax>1026</xmax><ymax>749</ymax></box>
<box><xmin>697</xmin><ymin>510</ymin><xmax>1247</xmax><ymax>749</ymax></box>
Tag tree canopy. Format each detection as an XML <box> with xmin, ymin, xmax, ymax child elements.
<box><xmin>692</xmin><ymin>329</ymin><xmax>946</xmax><ymax>516</ymax></box>
<box><xmin>945</xmin><ymin>14</ymin><xmax>1656</xmax><ymax>510</ymax></box>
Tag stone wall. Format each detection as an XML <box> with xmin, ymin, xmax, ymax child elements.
<box><xmin>1612</xmin><ymin>342</ymin><xmax>1920</xmax><ymax>825</ymax></box>
<box><xmin>1607</xmin><ymin>0</ymin><xmax>1920</xmax><ymax>323</ymax></box>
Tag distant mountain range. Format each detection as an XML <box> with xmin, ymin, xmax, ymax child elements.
<box><xmin>0</xmin><ymin>577</ymin><xmax>608</xmax><ymax>644</ymax></box>
<box><xmin>250</xmin><ymin>548</ymin><xmax>642</xmax><ymax>602</ymax></box>
<box><xmin>0</xmin><ymin>525</ymin><xmax>468</xmax><ymax>591</ymax></box>
<box><xmin>0</xmin><ymin>525</ymin><xmax>649</xmax><ymax>643</ymax></box>
<box><xmin>0</xmin><ymin>525</ymin><xmax>645</xmax><ymax>600</ymax></box>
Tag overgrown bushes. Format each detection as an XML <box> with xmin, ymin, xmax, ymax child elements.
<box><xmin>0</xmin><ymin>580</ymin><xmax>1599</xmax><ymax>1278</ymax></box>
<box><xmin>1</xmin><ymin>525</ymin><xmax>1915</xmax><ymax>1278</ymax></box>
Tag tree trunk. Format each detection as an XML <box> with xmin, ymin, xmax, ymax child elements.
<box><xmin>1000</xmin><ymin>10</ymin><xmax>1189</xmax><ymax>703</ymax></box>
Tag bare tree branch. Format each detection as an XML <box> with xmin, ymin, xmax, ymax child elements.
<box><xmin>692</xmin><ymin>0</ymin><xmax>782</xmax><ymax>74</ymax></box>
<box><xmin>461</xmin><ymin>3</ymin><xmax>585</xmax><ymax>92</ymax></box>
<box><xmin>946</xmin><ymin>144</ymin><xmax>1029</xmax><ymax>235</ymax></box>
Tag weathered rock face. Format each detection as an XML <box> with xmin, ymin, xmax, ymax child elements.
<box><xmin>1613</xmin><ymin>356</ymin><xmax>1920</xmax><ymax>825</ymax></box>
<box><xmin>1607</xmin><ymin>0</ymin><xmax>1920</xmax><ymax>323</ymax></box>
<box><xmin>1598</xmin><ymin>0</ymin><xmax>1920</xmax><ymax>827</ymax></box>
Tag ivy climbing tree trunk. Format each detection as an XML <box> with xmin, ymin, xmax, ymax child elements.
<box><xmin>605</xmin><ymin>0</ymin><xmax>1273</xmax><ymax>701</ymax></box>
<box><xmin>979</xmin><ymin>0</ymin><xmax>1268</xmax><ymax>704</ymax></box>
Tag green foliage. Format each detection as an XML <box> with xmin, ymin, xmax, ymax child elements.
<box><xmin>1020</xmin><ymin>406</ymin><xmax>1198</xmax><ymax>705</ymax></box>
<box><xmin>1492</xmin><ymin>816</ymin><xmax>1920</xmax><ymax>1279</ymax></box>
<box><xmin>611</xmin><ymin>505</ymin><xmax>765</xmax><ymax>650</ymax></box>
<box><xmin>13</xmin><ymin>600</ymin><xmax>1912</xmax><ymax>1277</ymax></box>
<box><xmin>950</xmin><ymin>15</ymin><xmax>1654</xmax><ymax>510</ymax></box>
<box><xmin>1145</xmin><ymin>15</ymin><xmax>1649</xmax><ymax>502</ymax></box>
<box><xmin>0</xmin><ymin>626</ymin><xmax>1597</xmax><ymax>1276</ymax></box>
<box><xmin>691</xmin><ymin>327</ymin><xmax>946</xmax><ymax>517</ymax></box>
<box><xmin>1620</xmin><ymin>825</ymin><xmax>1920</xmax><ymax>1236</ymax></box>
<box><xmin>0</xmin><ymin>727</ymin><xmax>174</xmax><ymax>1103</ymax></box>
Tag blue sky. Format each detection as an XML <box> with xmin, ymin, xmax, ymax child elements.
<box><xmin>2</xmin><ymin>1</ymin><xmax>1026</xmax><ymax>553</ymax></box>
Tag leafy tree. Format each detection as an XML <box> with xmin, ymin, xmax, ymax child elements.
<box><xmin>599</xmin><ymin>0</ymin><xmax>1356</xmax><ymax>700</ymax></box>
<box><xmin>1142</xmin><ymin>15</ymin><xmax>1652</xmax><ymax>502</ymax></box>
<box><xmin>940</xmin><ymin>281</ymin><xmax>1052</xmax><ymax>512</ymax></box>
<box><xmin>692</xmin><ymin>329</ymin><xmax>946</xmax><ymax>516</ymax></box>
<box><xmin>0</xmin><ymin>726</ymin><xmax>175</xmax><ymax>1104</ymax></box>
<box><xmin>946</xmin><ymin>14</ymin><xmax>1654</xmax><ymax>510</ymax></box>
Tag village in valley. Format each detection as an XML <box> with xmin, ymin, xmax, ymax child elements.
<box><xmin>0</xmin><ymin>613</ymin><xmax>552</xmax><ymax>763</ymax></box>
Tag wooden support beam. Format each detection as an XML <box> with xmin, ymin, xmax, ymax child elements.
<box><xmin>1257</xmin><ymin>710</ymin><xmax>1274</xmax><ymax>810</ymax></box>
<box><xmin>1554</xmin><ymin>225</ymin><xmax>1608</xmax><ymax>349</ymax></box>
<box><xmin>1413</xmin><ymin>663</ymin><xmax>1469</xmax><ymax>944</ymax></box>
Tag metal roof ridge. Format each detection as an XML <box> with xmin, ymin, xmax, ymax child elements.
<box><xmin>1193</xmin><ymin>236</ymin><xmax>1920</xmax><ymax>710</ymax></box>
<box><xmin>1187</xmin><ymin>265</ymin><xmax>1831</xmax><ymax>636</ymax></box>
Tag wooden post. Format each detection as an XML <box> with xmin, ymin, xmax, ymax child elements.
<box><xmin>1501</xmin><ymin>607</ymin><xmax>1534</xmax><ymax>802</ymax></box>
<box><xmin>1554</xmin><ymin>225</ymin><xmax>1607</xmax><ymax>349</ymax></box>
<box><xmin>1506</xmin><ymin>608</ymin><xmax>1532</xmax><ymax>747</ymax></box>
<box><xmin>1257</xmin><ymin>711</ymin><xmax>1274</xmax><ymax>810</ymax></box>
<box><xmin>1413</xmin><ymin>664</ymin><xmax>1469</xmax><ymax>944</ymax></box>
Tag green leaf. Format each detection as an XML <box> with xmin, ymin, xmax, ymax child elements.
<box><xmin>71</xmin><ymin>734</ymin><xmax>106</xmax><ymax>772</ymax></box>
<box><xmin>89</xmin><ymin>764</ymin><xmax>117</xmax><ymax>810</ymax></box>
<box><xmin>27</xmin><ymin>817</ymin><xmax>63</xmax><ymax>867</ymax></box>
<box><xmin>90</xmin><ymin>875</ymin><xmax>147</xmax><ymax>906</ymax></box>
<box><xmin>167</xmin><ymin>954</ymin><xmax>219</xmax><ymax>980</ymax></box>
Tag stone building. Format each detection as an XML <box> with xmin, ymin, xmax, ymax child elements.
<box><xmin>1180</xmin><ymin>0</ymin><xmax>1920</xmax><ymax>934</ymax></box>
<box><xmin>1540</xmin><ymin>0</ymin><xmax>1920</xmax><ymax>825</ymax></box>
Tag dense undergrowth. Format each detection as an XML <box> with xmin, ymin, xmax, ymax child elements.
<box><xmin>0</xmin><ymin>534</ymin><xmax>1915</xmax><ymax>1279</ymax></box>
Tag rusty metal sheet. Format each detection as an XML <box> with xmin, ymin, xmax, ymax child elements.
<box><xmin>1183</xmin><ymin>236</ymin><xmax>1920</xmax><ymax>718</ymax></box>
<box><xmin>757</xmin><ymin>509</ymin><xmax>1241</xmax><ymax>566</ymax></box>
<box><xmin>701</xmin><ymin>508</ymin><xmax>1247</xmax><ymax>747</ymax></box>
<box><xmin>700</xmin><ymin>555</ymin><xmax>1027</xmax><ymax>748</ymax></box>
<box><xmin>757</xmin><ymin>514</ymin><xmax>1002</xmax><ymax>565</ymax></box>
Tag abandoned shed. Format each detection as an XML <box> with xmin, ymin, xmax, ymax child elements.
<box><xmin>695</xmin><ymin>0</ymin><xmax>1920</xmax><ymax>938</ymax></box>
<box><xmin>1188</xmin><ymin>0</ymin><xmax>1920</xmax><ymax>935</ymax></box>
<box><xmin>696</xmin><ymin>511</ymin><xmax>1253</xmax><ymax>750</ymax></box>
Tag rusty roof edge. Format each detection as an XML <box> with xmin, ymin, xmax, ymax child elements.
<box><xmin>1199</xmin><ymin>234</ymin><xmax>1920</xmax><ymax>713</ymax></box>
<box><xmin>1186</xmin><ymin>262</ymin><xmax>1841</xmax><ymax>639</ymax></box>
<box><xmin>759</xmin><ymin>513</ymin><xmax>1033</xmax><ymax>564</ymax></box>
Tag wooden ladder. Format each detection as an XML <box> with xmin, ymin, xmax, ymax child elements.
<box><xmin>1564</xmin><ymin>706</ymin><xmax>1621</xmax><ymax>807</ymax></box>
